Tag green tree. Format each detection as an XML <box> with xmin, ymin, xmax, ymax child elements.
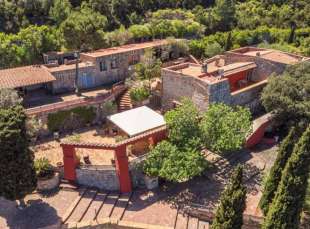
<box><xmin>204</xmin><ymin>42</ymin><xmax>224</xmax><ymax>58</ymax></box>
<box><xmin>213</xmin><ymin>0</ymin><xmax>236</xmax><ymax>31</ymax></box>
<box><xmin>143</xmin><ymin>140</ymin><xmax>176</xmax><ymax>177</ymax></box>
<box><xmin>49</xmin><ymin>0</ymin><xmax>72</xmax><ymax>26</ymax></box>
<box><xmin>134</xmin><ymin>48</ymin><xmax>162</xmax><ymax>89</ymax></box>
<box><xmin>263</xmin><ymin>126</ymin><xmax>310</xmax><ymax>229</ymax></box>
<box><xmin>0</xmin><ymin>105</ymin><xmax>37</xmax><ymax>207</ymax></box>
<box><xmin>259</xmin><ymin>127</ymin><xmax>300</xmax><ymax>215</ymax></box>
<box><xmin>158</xmin><ymin>138</ymin><xmax>207</xmax><ymax>182</ymax></box>
<box><xmin>211</xmin><ymin>165</ymin><xmax>247</xmax><ymax>229</ymax></box>
<box><xmin>164</xmin><ymin>98</ymin><xmax>201</xmax><ymax>149</ymax></box>
<box><xmin>200</xmin><ymin>103</ymin><xmax>252</xmax><ymax>154</ymax></box>
<box><xmin>60</xmin><ymin>3</ymin><xmax>107</xmax><ymax>51</ymax></box>
<box><xmin>261</xmin><ymin>62</ymin><xmax>310</xmax><ymax>130</ymax></box>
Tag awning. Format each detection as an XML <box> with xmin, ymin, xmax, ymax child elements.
<box><xmin>107</xmin><ymin>106</ymin><xmax>166</xmax><ymax>137</ymax></box>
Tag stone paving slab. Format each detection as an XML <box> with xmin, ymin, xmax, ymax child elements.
<box><xmin>122</xmin><ymin>190</ymin><xmax>178</xmax><ymax>227</ymax></box>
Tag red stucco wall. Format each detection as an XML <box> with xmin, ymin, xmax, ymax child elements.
<box><xmin>226</xmin><ymin>71</ymin><xmax>248</xmax><ymax>92</ymax></box>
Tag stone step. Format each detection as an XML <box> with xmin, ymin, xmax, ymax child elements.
<box><xmin>96</xmin><ymin>193</ymin><xmax>120</xmax><ymax>219</ymax></box>
<box><xmin>66</xmin><ymin>189</ymin><xmax>97</xmax><ymax>223</ymax></box>
<box><xmin>198</xmin><ymin>220</ymin><xmax>209</xmax><ymax>229</ymax></box>
<box><xmin>187</xmin><ymin>217</ymin><xmax>199</xmax><ymax>229</ymax></box>
<box><xmin>175</xmin><ymin>211</ymin><xmax>188</xmax><ymax>229</ymax></box>
<box><xmin>81</xmin><ymin>192</ymin><xmax>108</xmax><ymax>222</ymax></box>
<box><xmin>110</xmin><ymin>193</ymin><xmax>131</xmax><ymax>220</ymax></box>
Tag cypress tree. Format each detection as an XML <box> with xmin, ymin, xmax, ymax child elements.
<box><xmin>0</xmin><ymin>105</ymin><xmax>37</xmax><ymax>207</ymax></box>
<box><xmin>211</xmin><ymin>165</ymin><xmax>246</xmax><ymax>229</ymax></box>
<box><xmin>263</xmin><ymin>126</ymin><xmax>310</xmax><ymax>229</ymax></box>
<box><xmin>260</xmin><ymin>127</ymin><xmax>300</xmax><ymax>215</ymax></box>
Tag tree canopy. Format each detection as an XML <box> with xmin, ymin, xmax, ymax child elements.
<box><xmin>261</xmin><ymin>62</ymin><xmax>310</xmax><ymax>130</ymax></box>
<box><xmin>0</xmin><ymin>105</ymin><xmax>37</xmax><ymax>201</ymax></box>
<box><xmin>0</xmin><ymin>0</ymin><xmax>309</xmax><ymax>69</ymax></box>
<box><xmin>200</xmin><ymin>103</ymin><xmax>252</xmax><ymax>154</ymax></box>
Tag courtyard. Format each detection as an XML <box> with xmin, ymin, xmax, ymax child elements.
<box><xmin>0</xmin><ymin>143</ymin><xmax>278</xmax><ymax>229</ymax></box>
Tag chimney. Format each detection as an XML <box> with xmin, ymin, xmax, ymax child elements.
<box><xmin>201</xmin><ymin>61</ymin><xmax>208</xmax><ymax>73</ymax></box>
<box><xmin>218</xmin><ymin>69</ymin><xmax>224</xmax><ymax>78</ymax></box>
<box><xmin>256</xmin><ymin>52</ymin><xmax>261</xmax><ymax>56</ymax></box>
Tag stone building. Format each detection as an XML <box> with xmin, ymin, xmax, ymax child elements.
<box><xmin>0</xmin><ymin>40</ymin><xmax>171</xmax><ymax>96</ymax></box>
<box><xmin>162</xmin><ymin>47</ymin><xmax>309</xmax><ymax>113</ymax></box>
<box><xmin>44</xmin><ymin>40</ymin><xmax>171</xmax><ymax>94</ymax></box>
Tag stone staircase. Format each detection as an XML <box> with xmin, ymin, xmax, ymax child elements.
<box><xmin>62</xmin><ymin>188</ymin><xmax>210</xmax><ymax>229</ymax></box>
<box><xmin>118</xmin><ymin>89</ymin><xmax>133</xmax><ymax>112</ymax></box>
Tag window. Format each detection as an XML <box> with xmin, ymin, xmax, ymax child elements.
<box><xmin>99</xmin><ymin>61</ymin><xmax>107</xmax><ymax>71</ymax></box>
<box><xmin>111</xmin><ymin>57</ymin><xmax>118</xmax><ymax>69</ymax></box>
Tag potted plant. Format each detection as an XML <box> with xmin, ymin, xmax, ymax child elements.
<box><xmin>35</xmin><ymin>158</ymin><xmax>60</xmax><ymax>191</ymax></box>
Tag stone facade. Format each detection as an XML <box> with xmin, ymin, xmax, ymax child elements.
<box><xmin>161</xmin><ymin>68</ymin><xmax>210</xmax><ymax>111</ymax></box>
<box><xmin>76</xmin><ymin>165</ymin><xmax>120</xmax><ymax>191</ymax></box>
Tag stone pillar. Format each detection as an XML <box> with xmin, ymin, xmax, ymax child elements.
<box><xmin>62</xmin><ymin>144</ymin><xmax>78</xmax><ymax>181</ymax></box>
<box><xmin>114</xmin><ymin>145</ymin><xmax>132</xmax><ymax>193</ymax></box>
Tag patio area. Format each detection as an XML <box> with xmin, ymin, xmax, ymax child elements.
<box><xmin>1</xmin><ymin>143</ymin><xmax>278</xmax><ymax>229</ymax></box>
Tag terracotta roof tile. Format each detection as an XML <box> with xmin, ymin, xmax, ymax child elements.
<box><xmin>0</xmin><ymin>65</ymin><xmax>56</xmax><ymax>89</ymax></box>
<box><xmin>81</xmin><ymin>40</ymin><xmax>169</xmax><ymax>58</ymax></box>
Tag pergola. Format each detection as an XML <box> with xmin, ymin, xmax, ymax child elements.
<box><xmin>61</xmin><ymin>107</ymin><xmax>167</xmax><ymax>193</ymax></box>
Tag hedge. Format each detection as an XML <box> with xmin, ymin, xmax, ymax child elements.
<box><xmin>47</xmin><ymin>106</ymin><xmax>96</xmax><ymax>132</ymax></box>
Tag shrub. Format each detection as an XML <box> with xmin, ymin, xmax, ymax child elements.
<box><xmin>47</xmin><ymin>106</ymin><xmax>96</xmax><ymax>132</ymax></box>
<box><xmin>0</xmin><ymin>88</ymin><xmax>22</xmax><ymax>109</ymax></box>
<box><xmin>129</xmin><ymin>86</ymin><xmax>150</xmax><ymax>102</ymax></box>
<box><xmin>34</xmin><ymin>158</ymin><xmax>54</xmax><ymax>179</ymax></box>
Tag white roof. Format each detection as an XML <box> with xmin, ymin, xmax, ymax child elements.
<box><xmin>107</xmin><ymin>106</ymin><xmax>166</xmax><ymax>137</ymax></box>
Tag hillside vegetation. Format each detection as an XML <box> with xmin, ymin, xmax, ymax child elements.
<box><xmin>0</xmin><ymin>0</ymin><xmax>309</xmax><ymax>69</ymax></box>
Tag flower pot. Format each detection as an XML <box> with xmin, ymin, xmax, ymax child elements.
<box><xmin>37</xmin><ymin>172</ymin><xmax>60</xmax><ymax>192</ymax></box>
<box><xmin>144</xmin><ymin>175</ymin><xmax>158</xmax><ymax>190</ymax></box>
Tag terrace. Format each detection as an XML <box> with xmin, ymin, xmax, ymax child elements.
<box><xmin>229</xmin><ymin>46</ymin><xmax>308</xmax><ymax>65</ymax></box>
<box><xmin>168</xmin><ymin>59</ymin><xmax>258</xmax><ymax>93</ymax></box>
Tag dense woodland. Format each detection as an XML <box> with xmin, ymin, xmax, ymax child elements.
<box><xmin>0</xmin><ymin>0</ymin><xmax>309</xmax><ymax>69</ymax></box>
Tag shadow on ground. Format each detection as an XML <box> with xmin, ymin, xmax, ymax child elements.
<box><xmin>0</xmin><ymin>197</ymin><xmax>61</xmax><ymax>229</ymax></box>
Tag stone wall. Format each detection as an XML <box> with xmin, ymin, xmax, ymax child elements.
<box><xmin>76</xmin><ymin>165</ymin><xmax>120</xmax><ymax>191</ymax></box>
<box><xmin>208</xmin><ymin>80</ymin><xmax>232</xmax><ymax>105</ymax></box>
<box><xmin>231</xmin><ymin>80</ymin><xmax>267</xmax><ymax>113</ymax></box>
<box><xmin>224</xmin><ymin>52</ymin><xmax>287</xmax><ymax>81</ymax></box>
<box><xmin>161</xmin><ymin>68</ymin><xmax>210</xmax><ymax>111</ymax></box>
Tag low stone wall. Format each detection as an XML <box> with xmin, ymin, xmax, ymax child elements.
<box><xmin>76</xmin><ymin>165</ymin><xmax>120</xmax><ymax>191</ymax></box>
<box><xmin>231</xmin><ymin>80</ymin><xmax>267</xmax><ymax>113</ymax></box>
